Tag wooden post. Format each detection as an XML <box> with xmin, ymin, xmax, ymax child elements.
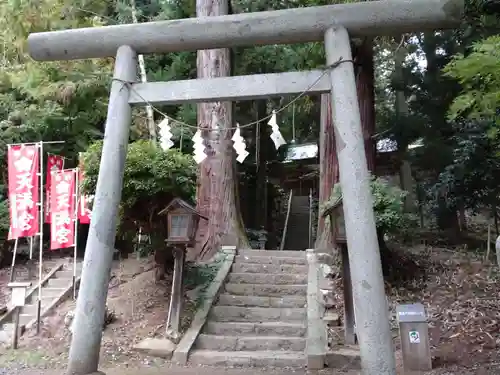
<box><xmin>166</xmin><ymin>246</ymin><xmax>186</xmax><ymax>339</ymax></box>
<box><xmin>11</xmin><ymin>306</ymin><xmax>20</xmax><ymax>349</ymax></box>
<box><xmin>485</xmin><ymin>224</ymin><xmax>491</xmax><ymax>263</ymax></box>
<box><xmin>8</xmin><ymin>281</ymin><xmax>31</xmax><ymax>350</ymax></box>
<box><xmin>341</xmin><ymin>244</ymin><xmax>356</xmax><ymax>345</ymax></box>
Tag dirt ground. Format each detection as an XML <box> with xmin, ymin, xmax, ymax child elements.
<box><xmin>327</xmin><ymin>240</ymin><xmax>500</xmax><ymax>374</ymax></box>
<box><xmin>0</xmin><ymin>255</ymin><xmax>209</xmax><ymax>372</ymax></box>
<box><xmin>1</xmin><ymin>242</ymin><xmax>499</xmax><ymax>375</ymax></box>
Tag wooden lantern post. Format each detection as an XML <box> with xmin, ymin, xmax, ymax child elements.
<box><xmin>323</xmin><ymin>196</ymin><xmax>356</xmax><ymax>345</ymax></box>
<box><xmin>158</xmin><ymin>198</ymin><xmax>207</xmax><ymax>340</ymax></box>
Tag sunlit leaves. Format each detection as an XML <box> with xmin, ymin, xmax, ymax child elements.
<box><xmin>444</xmin><ymin>36</ymin><xmax>500</xmax><ymax>124</ymax></box>
<box><xmin>82</xmin><ymin>140</ymin><xmax>197</xmax><ymax>228</ymax></box>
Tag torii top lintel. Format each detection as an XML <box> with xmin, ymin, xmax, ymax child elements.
<box><xmin>27</xmin><ymin>0</ymin><xmax>463</xmax><ymax>62</ymax></box>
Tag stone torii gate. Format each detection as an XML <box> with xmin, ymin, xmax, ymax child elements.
<box><xmin>27</xmin><ymin>1</ymin><xmax>463</xmax><ymax>374</ymax></box>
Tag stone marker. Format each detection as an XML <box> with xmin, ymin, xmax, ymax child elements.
<box><xmin>396</xmin><ymin>303</ymin><xmax>432</xmax><ymax>372</ymax></box>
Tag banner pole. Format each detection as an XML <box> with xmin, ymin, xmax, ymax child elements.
<box><xmin>29</xmin><ymin>237</ymin><xmax>33</xmax><ymax>259</ymax></box>
<box><xmin>73</xmin><ymin>168</ymin><xmax>79</xmax><ymax>300</ymax></box>
<box><xmin>28</xmin><ymin>236</ymin><xmax>34</xmax><ymax>280</ymax></box>
<box><xmin>36</xmin><ymin>141</ymin><xmax>44</xmax><ymax>334</ymax></box>
<box><xmin>9</xmin><ymin>238</ymin><xmax>19</xmax><ymax>283</ymax></box>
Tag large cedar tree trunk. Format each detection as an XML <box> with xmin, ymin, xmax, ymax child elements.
<box><xmin>316</xmin><ymin>94</ymin><xmax>339</xmax><ymax>250</ymax></box>
<box><xmin>194</xmin><ymin>0</ymin><xmax>249</xmax><ymax>261</ymax></box>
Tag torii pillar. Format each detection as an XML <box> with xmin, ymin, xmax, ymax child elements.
<box><xmin>26</xmin><ymin>1</ymin><xmax>463</xmax><ymax>374</ymax></box>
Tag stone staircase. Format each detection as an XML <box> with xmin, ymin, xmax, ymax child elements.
<box><xmin>0</xmin><ymin>260</ymin><xmax>82</xmax><ymax>343</ymax></box>
<box><xmin>283</xmin><ymin>195</ymin><xmax>311</xmax><ymax>251</ymax></box>
<box><xmin>189</xmin><ymin>249</ymin><xmax>308</xmax><ymax>367</ymax></box>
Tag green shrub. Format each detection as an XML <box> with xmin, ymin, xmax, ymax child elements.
<box><xmin>323</xmin><ymin>176</ymin><xmax>417</xmax><ymax>237</ymax></box>
<box><xmin>81</xmin><ymin>140</ymin><xmax>197</xmax><ymax>238</ymax></box>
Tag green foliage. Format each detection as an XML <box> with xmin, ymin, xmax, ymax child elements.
<box><xmin>444</xmin><ymin>36</ymin><xmax>500</xmax><ymax>125</ymax></box>
<box><xmin>0</xmin><ymin>185</ymin><xmax>10</xmax><ymax>235</ymax></box>
<box><xmin>324</xmin><ymin>177</ymin><xmax>417</xmax><ymax>236</ymax></box>
<box><xmin>82</xmin><ymin>140</ymin><xmax>197</xmax><ymax>233</ymax></box>
<box><xmin>432</xmin><ymin>119</ymin><xmax>500</xmax><ymax>213</ymax></box>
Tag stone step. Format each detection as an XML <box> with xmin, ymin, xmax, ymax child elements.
<box><xmin>291</xmin><ymin>197</ymin><xmax>309</xmax><ymax>203</ymax></box>
<box><xmin>47</xmin><ymin>278</ymin><xmax>72</xmax><ymax>288</ymax></box>
<box><xmin>189</xmin><ymin>350</ymin><xmax>305</xmax><ymax>367</ymax></box>
<box><xmin>195</xmin><ymin>334</ymin><xmax>306</xmax><ymax>351</ymax></box>
<box><xmin>238</xmin><ymin>250</ymin><xmax>305</xmax><ymax>258</ymax></box>
<box><xmin>232</xmin><ymin>263</ymin><xmax>307</xmax><ymax>274</ymax></box>
<box><xmin>286</xmin><ymin>224</ymin><xmax>309</xmax><ymax>232</ymax></box>
<box><xmin>21</xmin><ymin>303</ymin><xmax>43</xmax><ymax>316</ymax></box>
<box><xmin>234</xmin><ymin>255</ymin><xmax>306</xmax><ymax>266</ymax></box>
<box><xmin>19</xmin><ymin>313</ymin><xmax>35</xmax><ymax>326</ymax></box>
<box><xmin>228</xmin><ymin>273</ymin><xmax>307</xmax><ymax>285</ymax></box>
<box><xmin>225</xmin><ymin>283</ymin><xmax>307</xmax><ymax>297</ymax></box>
<box><xmin>209</xmin><ymin>306</ymin><xmax>305</xmax><ymax>322</ymax></box>
<box><xmin>218</xmin><ymin>294</ymin><xmax>306</xmax><ymax>308</ymax></box>
<box><xmin>55</xmin><ymin>270</ymin><xmax>79</xmax><ymax>279</ymax></box>
<box><xmin>203</xmin><ymin>321</ymin><xmax>307</xmax><ymax>337</ymax></box>
<box><xmin>30</xmin><ymin>287</ymin><xmax>66</xmax><ymax>300</ymax></box>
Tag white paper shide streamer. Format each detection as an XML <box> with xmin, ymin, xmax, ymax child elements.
<box><xmin>232</xmin><ymin>123</ymin><xmax>249</xmax><ymax>163</ymax></box>
<box><xmin>158</xmin><ymin>118</ymin><xmax>174</xmax><ymax>150</ymax></box>
<box><xmin>192</xmin><ymin>130</ymin><xmax>207</xmax><ymax>164</ymax></box>
<box><xmin>268</xmin><ymin>110</ymin><xmax>286</xmax><ymax>149</ymax></box>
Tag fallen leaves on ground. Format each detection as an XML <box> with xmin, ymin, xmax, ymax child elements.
<box><xmin>327</xmin><ymin>244</ymin><xmax>500</xmax><ymax>370</ymax></box>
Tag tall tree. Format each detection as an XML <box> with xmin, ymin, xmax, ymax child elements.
<box><xmin>195</xmin><ymin>0</ymin><xmax>249</xmax><ymax>259</ymax></box>
<box><xmin>316</xmin><ymin>94</ymin><xmax>339</xmax><ymax>251</ymax></box>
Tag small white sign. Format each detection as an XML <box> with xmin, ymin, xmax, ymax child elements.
<box><xmin>409</xmin><ymin>330</ymin><xmax>420</xmax><ymax>344</ymax></box>
<box><xmin>11</xmin><ymin>288</ymin><xmax>27</xmax><ymax>307</ymax></box>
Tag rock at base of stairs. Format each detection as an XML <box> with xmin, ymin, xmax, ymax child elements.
<box><xmin>132</xmin><ymin>338</ymin><xmax>176</xmax><ymax>359</ymax></box>
<box><xmin>189</xmin><ymin>350</ymin><xmax>306</xmax><ymax>368</ymax></box>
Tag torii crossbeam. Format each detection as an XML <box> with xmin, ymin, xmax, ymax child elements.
<box><xmin>27</xmin><ymin>1</ymin><xmax>464</xmax><ymax>375</ymax></box>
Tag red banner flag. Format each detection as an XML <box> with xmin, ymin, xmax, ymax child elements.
<box><xmin>45</xmin><ymin>155</ymin><xmax>64</xmax><ymax>223</ymax></box>
<box><xmin>8</xmin><ymin>144</ymin><xmax>40</xmax><ymax>239</ymax></box>
<box><xmin>77</xmin><ymin>154</ymin><xmax>92</xmax><ymax>224</ymax></box>
<box><xmin>50</xmin><ymin>169</ymin><xmax>76</xmax><ymax>250</ymax></box>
